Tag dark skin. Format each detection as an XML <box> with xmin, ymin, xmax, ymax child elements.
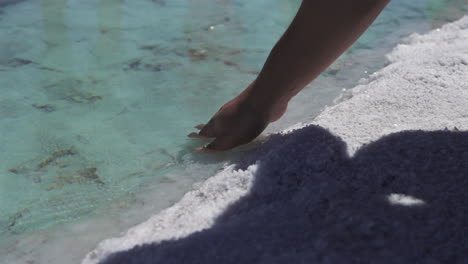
<box><xmin>191</xmin><ymin>0</ymin><xmax>391</xmax><ymax>152</ymax></box>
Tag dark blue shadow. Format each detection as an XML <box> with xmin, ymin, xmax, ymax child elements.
<box><xmin>100</xmin><ymin>125</ymin><xmax>468</xmax><ymax>264</ymax></box>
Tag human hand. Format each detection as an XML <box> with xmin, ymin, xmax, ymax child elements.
<box><xmin>188</xmin><ymin>82</ymin><xmax>287</xmax><ymax>152</ymax></box>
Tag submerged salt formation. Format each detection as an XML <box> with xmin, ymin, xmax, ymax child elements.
<box><xmin>84</xmin><ymin>16</ymin><xmax>468</xmax><ymax>264</ymax></box>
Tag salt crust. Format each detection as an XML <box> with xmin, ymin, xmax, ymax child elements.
<box><xmin>84</xmin><ymin>16</ymin><xmax>468</xmax><ymax>264</ymax></box>
<box><xmin>82</xmin><ymin>164</ymin><xmax>257</xmax><ymax>263</ymax></box>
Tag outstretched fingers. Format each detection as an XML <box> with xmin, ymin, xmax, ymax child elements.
<box><xmin>187</xmin><ymin>123</ymin><xmax>216</xmax><ymax>139</ymax></box>
<box><xmin>197</xmin><ymin>120</ymin><xmax>217</xmax><ymax>138</ymax></box>
<box><xmin>187</xmin><ymin>132</ymin><xmax>205</xmax><ymax>138</ymax></box>
<box><xmin>194</xmin><ymin>124</ymin><xmax>205</xmax><ymax>130</ymax></box>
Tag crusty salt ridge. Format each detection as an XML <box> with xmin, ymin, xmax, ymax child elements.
<box><xmin>312</xmin><ymin>16</ymin><xmax>468</xmax><ymax>155</ymax></box>
<box><xmin>83</xmin><ymin>16</ymin><xmax>468</xmax><ymax>263</ymax></box>
<box><xmin>82</xmin><ymin>164</ymin><xmax>257</xmax><ymax>263</ymax></box>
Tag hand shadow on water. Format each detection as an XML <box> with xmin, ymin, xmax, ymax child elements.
<box><xmin>100</xmin><ymin>125</ymin><xmax>468</xmax><ymax>264</ymax></box>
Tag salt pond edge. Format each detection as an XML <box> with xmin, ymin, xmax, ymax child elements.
<box><xmin>83</xmin><ymin>15</ymin><xmax>468</xmax><ymax>263</ymax></box>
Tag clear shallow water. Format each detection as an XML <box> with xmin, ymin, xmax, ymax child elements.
<box><xmin>0</xmin><ymin>0</ymin><xmax>467</xmax><ymax>262</ymax></box>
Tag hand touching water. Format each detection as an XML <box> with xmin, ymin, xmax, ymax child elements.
<box><xmin>189</xmin><ymin>82</ymin><xmax>287</xmax><ymax>152</ymax></box>
<box><xmin>189</xmin><ymin>0</ymin><xmax>390</xmax><ymax>152</ymax></box>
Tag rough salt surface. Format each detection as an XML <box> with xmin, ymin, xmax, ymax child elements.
<box><xmin>84</xmin><ymin>16</ymin><xmax>468</xmax><ymax>264</ymax></box>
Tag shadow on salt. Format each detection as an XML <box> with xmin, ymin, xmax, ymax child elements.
<box><xmin>100</xmin><ymin>125</ymin><xmax>468</xmax><ymax>263</ymax></box>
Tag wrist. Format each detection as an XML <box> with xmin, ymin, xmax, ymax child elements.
<box><xmin>242</xmin><ymin>80</ymin><xmax>290</xmax><ymax>123</ymax></box>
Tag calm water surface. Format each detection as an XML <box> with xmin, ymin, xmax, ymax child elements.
<box><xmin>0</xmin><ymin>0</ymin><xmax>467</xmax><ymax>262</ymax></box>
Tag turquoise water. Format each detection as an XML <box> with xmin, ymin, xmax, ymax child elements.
<box><xmin>0</xmin><ymin>0</ymin><xmax>467</xmax><ymax>262</ymax></box>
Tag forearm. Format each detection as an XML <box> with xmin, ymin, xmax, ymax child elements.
<box><xmin>248</xmin><ymin>0</ymin><xmax>390</xmax><ymax>109</ymax></box>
